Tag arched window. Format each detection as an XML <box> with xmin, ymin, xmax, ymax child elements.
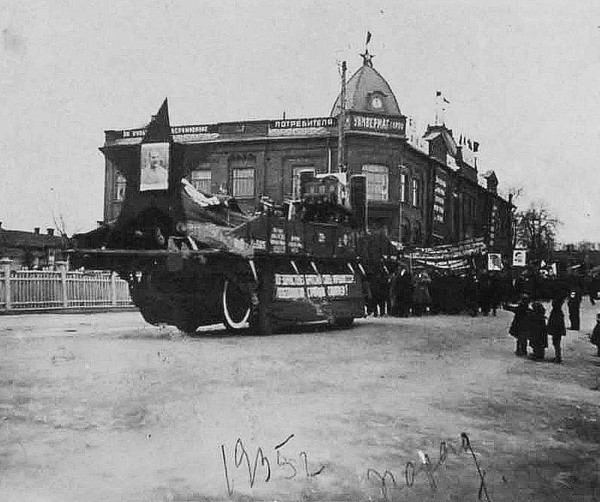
<box><xmin>398</xmin><ymin>165</ymin><xmax>410</xmax><ymax>203</ymax></box>
<box><xmin>292</xmin><ymin>166</ymin><xmax>315</xmax><ymax>199</ymax></box>
<box><xmin>411</xmin><ymin>177</ymin><xmax>422</xmax><ymax>207</ymax></box>
<box><xmin>115</xmin><ymin>173</ymin><xmax>127</xmax><ymax>201</ymax></box>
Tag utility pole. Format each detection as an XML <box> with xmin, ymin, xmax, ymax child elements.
<box><xmin>337</xmin><ymin>61</ymin><xmax>347</xmax><ymax>173</ymax></box>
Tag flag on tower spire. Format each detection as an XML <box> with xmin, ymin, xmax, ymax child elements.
<box><xmin>361</xmin><ymin>32</ymin><xmax>374</xmax><ymax>67</ymax></box>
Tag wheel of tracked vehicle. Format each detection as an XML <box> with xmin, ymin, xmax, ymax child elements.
<box><xmin>222</xmin><ymin>279</ymin><xmax>252</xmax><ymax>332</ymax></box>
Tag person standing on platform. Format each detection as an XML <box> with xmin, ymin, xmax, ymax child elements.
<box><xmin>567</xmin><ymin>290</ymin><xmax>582</xmax><ymax>330</ymax></box>
<box><xmin>547</xmin><ymin>298</ymin><xmax>566</xmax><ymax>363</ymax></box>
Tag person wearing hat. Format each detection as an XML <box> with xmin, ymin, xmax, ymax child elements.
<box><xmin>504</xmin><ymin>294</ymin><xmax>531</xmax><ymax>356</ymax></box>
<box><xmin>567</xmin><ymin>290</ymin><xmax>582</xmax><ymax>330</ymax></box>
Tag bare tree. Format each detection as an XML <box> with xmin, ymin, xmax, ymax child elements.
<box><xmin>51</xmin><ymin>210</ymin><xmax>69</xmax><ymax>238</ymax></box>
<box><xmin>514</xmin><ymin>203</ymin><xmax>560</xmax><ymax>263</ymax></box>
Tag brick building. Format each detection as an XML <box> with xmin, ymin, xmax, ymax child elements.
<box><xmin>101</xmin><ymin>52</ymin><xmax>512</xmax><ymax>255</ymax></box>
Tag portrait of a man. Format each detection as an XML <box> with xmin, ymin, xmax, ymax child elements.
<box><xmin>140</xmin><ymin>143</ymin><xmax>169</xmax><ymax>191</ymax></box>
<box><xmin>513</xmin><ymin>249</ymin><xmax>527</xmax><ymax>267</ymax></box>
<box><xmin>488</xmin><ymin>253</ymin><xmax>502</xmax><ymax>271</ymax></box>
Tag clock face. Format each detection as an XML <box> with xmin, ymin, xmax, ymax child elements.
<box><xmin>371</xmin><ymin>96</ymin><xmax>383</xmax><ymax>109</ymax></box>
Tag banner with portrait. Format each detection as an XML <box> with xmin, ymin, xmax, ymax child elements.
<box><xmin>487</xmin><ymin>253</ymin><xmax>503</xmax><ymax>271</ymax></box>
<box><xmin>140</xmin><ymin>142</ymin><xmax>169</xmax><ymax>191</ymax></box>
<box><xmin>512</xmin><ymin>249</ymin><xmax>527</xmax><ymax>267</ymax></box>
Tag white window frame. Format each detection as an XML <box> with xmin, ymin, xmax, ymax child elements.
<box><xmin>232</xmin><ymin>167</ymin><xmax>255</xmax><ymax>198</ymax></box>
<box><xmin>115</xmin><ymin>174</ymin><xmax>127</xmax><ymax>201</ymax></box>
<box><xmin>411</xmin><ymin>177</ymin><xmax>421</xmax><ymax>207</ymax></box>
<box><xmin>362</xmin><ymin>164</ymin><xmax>389</xmax><ymax>202</ymax></box>
<box><xmin>190</xmin><ymin>169</ymin><xmax>212</xmax><ymax>193</ymax></box>
<box><xmin>399</xmin><ymin>171</ymin><xmax>407</xmax><ymax>203</ymax></box>
<box><xmin>292</xmin><ymin>167</ymin><xmax>315</xmax><ymax>199</ymax></box>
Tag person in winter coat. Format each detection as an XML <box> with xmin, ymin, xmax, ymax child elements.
<box><xmin>489</xmin><ymin>272</ymin><xmax>503</xmax><ymax>316</ymax></box>
<box><xmin>567</xmin><ymin>290</ymin><xmax>582</xmax><ymax>330</ymax></box>
<box><xmin>528</xmin><ymin>301</ymin><xmax>547</xmax><ymax>361</ymax></box>
<box><xmin>478</xmin><ymin>273</ymin><xmax>493</xmax><ymax>316</ymax></box>
<box><xmin>590</xmin><ymin>313</ymin><xmax>600</xmax><ymax>357</ymax></box>
<box><xmin>547</xmin><ymin>298</ymin><xmax>566</xmax><ymax>363</ymax></box>
<box><xmin>412</xmin><ymin>270</ymin><xmax>432</xmax><ymax>316</ymax></box>
<box><xmin>395</xmin><ymin>269</ymin><xmax>413</xmax><ymax>317</ymax></box>
<box><xmin>388</xmin><ymin>271</ymin><xmax>399</xmax><ymax>317</ymax></box>
<box><xmin>365</xmin><ymin>268</ymin><xmax>389</xmax><ymax>317</ymax></box>
<box><xmin>504</xmin><ymin>294</ymin><xmax>531</xmax><ymax>356</ymax></box>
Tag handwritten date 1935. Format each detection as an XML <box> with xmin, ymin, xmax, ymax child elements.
<box><xmin>220</xmin><ymin>434</ymin><xmax>325</xmax><ymax>496</ymax></box>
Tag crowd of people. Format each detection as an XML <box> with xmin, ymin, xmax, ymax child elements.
<box><xmin>363</xmin><ymin>266</ymin><xmax>513</xmax><ymax>318</ymax></box>
<box><xmin>361</xmin><ymin>263</ymin><xmax>600</xmax><ymax>363</ymax></box>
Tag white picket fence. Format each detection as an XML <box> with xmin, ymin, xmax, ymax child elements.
<box><xmin>0</xmin><ymin>259</ymin><xmax>133</xmax><ymax>311</ymax></box>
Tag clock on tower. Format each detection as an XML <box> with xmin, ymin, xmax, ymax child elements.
<box><xmin>371</xmin><ymin>95</ymin><xmax>383</xmax><ymax>110</ymax></box>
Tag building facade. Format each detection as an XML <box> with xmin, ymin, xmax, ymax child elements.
<box><xmin>0</xmin><ymin>224</ymin><xmax>65</xmax><ymax>269</ymax></box>
<box><xmin>101</xmin><ymin>52</ymin><xmax>512</xmax><ymax>255</ymax></box>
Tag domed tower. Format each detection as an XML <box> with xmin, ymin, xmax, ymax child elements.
<box><xmin>330</xmin><ymin>50</ymin><xmax>402</xmax><ymax>117</ymax></box>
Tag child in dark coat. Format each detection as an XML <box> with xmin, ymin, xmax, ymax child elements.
<box><xmin>590</xmin><ymin>313</ymin><xmax>600</xmax><ymax>357</ymax></box>
<box><xmin>504</xmin><ymin>294</ymin><xmax>531</xmax><ymax>356</ymax></box>
<box><xmin>528</xmin><ymin>301</ymin><xmax>547</xmax><ymax>361</ymax></box>
<box><xmin>547</xmin><ymin>298</ymin><xmax>566</xmax><ymax>363</ymax></box>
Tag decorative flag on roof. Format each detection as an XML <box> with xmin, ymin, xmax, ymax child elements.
<box><xmin>143</xmin><ymin>98</ymin><xmax>172</xmax><ymax>144</ymax></box>
<box><xmin>366</xmin><ymin>31</ymin><xmax>372</xmax><ymax>45</ymax></box>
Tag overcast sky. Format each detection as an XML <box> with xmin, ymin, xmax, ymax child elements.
<box><xmin>1</xmin><ymin>0</ymin><xmax>599</xmax><ymax>243</ymax></box>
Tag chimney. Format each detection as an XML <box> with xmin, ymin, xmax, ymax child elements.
<box><xmin>47</xmin><ymin>228</ymin><xmax>55</xmax><ymax>236</ymax></box>
<box><xmin>34</xmin><ymin>227</ymin><xmax>40</xmax><ymax>235</ymax></box>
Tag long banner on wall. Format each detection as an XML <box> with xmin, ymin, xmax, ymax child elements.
<box><xmin>406</xmin><ymin>237</ymin><xmax>487</xmax><ymax>262</ymax></box>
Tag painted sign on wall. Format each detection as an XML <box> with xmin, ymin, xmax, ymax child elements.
<box><xmin>274</xmin><ymin>274</ymin><xmax>355</xmax><ymax>300</ymax></box>
<box><xmin>347</xmin><ymin>114</ymin><xmax>406</xmax><ymax>135</ymax></box>
<box><xmin>269</xmin><ymin>117</ymin><xmax>336</xmax><ymax>129</ymax></box>
<box><xmin>434</xmin><ymin>174</ymin><xmax>447</xmax><ymax>224</ymax></box>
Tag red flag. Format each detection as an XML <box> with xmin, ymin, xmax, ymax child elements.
<box><xmin>366</xmin><ymin>31</ymin><xmax>372</xmax><ymax>45</ymax></box>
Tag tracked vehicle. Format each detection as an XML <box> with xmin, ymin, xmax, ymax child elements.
<box><xmin>70</xmin><ymin>100</ymin><xmax>397</xmax><ymax>334</ymax></box>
